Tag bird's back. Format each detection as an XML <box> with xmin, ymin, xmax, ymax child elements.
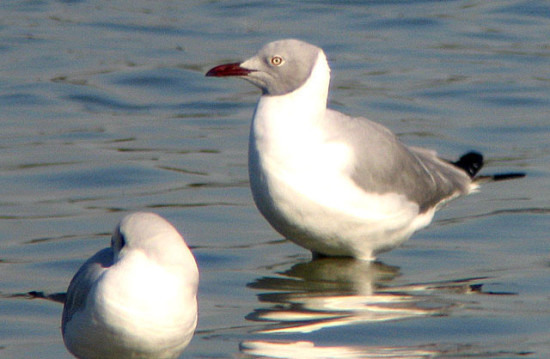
<box><xmin>323</xmin><ymin>109</ymin><xmax>474</xmax><ymax>212</ymax></box>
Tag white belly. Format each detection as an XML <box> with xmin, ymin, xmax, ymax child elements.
<box><xmin>248</xmin><ymin>129</ymin><xmax>432</xmax><ymax>261</ymax></box>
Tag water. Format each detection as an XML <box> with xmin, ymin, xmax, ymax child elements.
<box><xmin>1</xmin><ymin>0</ymin><xmax>549</xmax><ymax>358</ymax></box>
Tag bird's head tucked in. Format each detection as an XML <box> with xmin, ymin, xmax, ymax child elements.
<box><xmin>110</xmin><ymin>212</ymin><xmax>195</xmax><ymax>268</ymax></box>
<box><xmin>206</xmin><ymin>39</ymin><xmax>324</xmax><ymax>96</ymax></box>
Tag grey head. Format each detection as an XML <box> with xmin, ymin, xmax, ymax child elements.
<box><xmin>206</xmin><ymin>39</ymin><xmax>324</xmax><ymax>96</ymax></box>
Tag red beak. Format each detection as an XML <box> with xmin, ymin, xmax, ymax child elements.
<box><xmin>205</xmin><ymin>62</ymin><xmax>253</xmax><ymax>77</ymax></box>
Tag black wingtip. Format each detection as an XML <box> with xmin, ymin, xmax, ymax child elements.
<box><xmin>491</xmin><ymin>172</ymin><xmax>526</xmax><ymax>181</ymax></box>
<box><xmin>453</xmin><ymin>151</ymin><xmax>484</xmax><ymax>178</ymax></box>
<box><xmin>5</xmin><ymin>291</ymin><xmax>67</xmax><ymax>304</ymax></box>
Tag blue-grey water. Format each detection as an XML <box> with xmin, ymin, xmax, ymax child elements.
<box><xmin>1</xmin><ymin>1</ymin><xmax>549</xmax><ymax>358</ymax></box>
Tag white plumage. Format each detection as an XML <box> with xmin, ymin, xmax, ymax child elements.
<box><xmin>62</xmin><ymin>212</ymin><xmax>198</xmax><ymax>359</ymax></box>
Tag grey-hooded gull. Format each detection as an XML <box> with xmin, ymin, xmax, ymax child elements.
<box><xmin>206</xmin><ymin>39</ymin><xmax>524</xmax><ymax>261</ymax></box>
<box><xmin>62</xmin><ymin>212</ymin><xmax>199</xmax><ymax>359</ymax></box>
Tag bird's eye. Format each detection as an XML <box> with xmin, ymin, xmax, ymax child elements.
<box><xmin>270</xmin><ymin>56</ymin><xmax>284</xmax><ymax>66</ymax></box>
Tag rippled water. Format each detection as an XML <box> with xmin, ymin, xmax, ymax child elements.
<box><xmin>1</xmin><ymin>1</ymin><xmax>549</xmax><ymax>358</ymax></box>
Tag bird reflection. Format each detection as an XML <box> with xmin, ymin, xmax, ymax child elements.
<box><xmin>240</xmin><ymin>340</ymin><xmax>438</xmax><ymax>359</ymax></box>
<box><xmin>246</xmin><ymin>257</ymin><xmax>501</xmax><ymax>334</ymax></box>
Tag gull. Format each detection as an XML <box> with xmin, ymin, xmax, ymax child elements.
<box><xmin>206</xmin><ymin>39</ymin><xmax>523</xmax><ymax>261</ymax></box>
<box><xmin>62</xmin><ymin>212</ymin><xmax>199</xmax><ymax>359</ymax></box>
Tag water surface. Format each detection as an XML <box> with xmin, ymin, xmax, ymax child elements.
<box><xmin>1</xmin><ymin>1</ymin><xmax>549</xmax><ymax>358</ymax></box>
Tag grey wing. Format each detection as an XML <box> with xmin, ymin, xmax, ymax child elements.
<box><xmin>405</xmin><ymin>146</ymin><xmax>474</xmax><ymax>211</ymax></box>
<box><xmin>325</xmin><ymin>110</ymin><xmax>472</xmax><ymax>212</ymax></box>
<box><xmin>62</xmin><ymin>248</ymin><xmax>114</xmax><ymax>334</ymax></box>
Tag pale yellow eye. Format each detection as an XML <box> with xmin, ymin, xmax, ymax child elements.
<box><xmin>270</xmin><ymin>56</ymin><xmax>284</xmax><ymax>66</ymax></box>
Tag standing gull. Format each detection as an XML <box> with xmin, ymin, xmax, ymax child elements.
<box><xmin>62</xmin><ymin>212</ymin><xmax>199</xmax><ymax>359</ymax></box>
<box><xmin>206</xmin><ymin>39</ymin><xmax>523</xmax><ymax>261</ymax></box>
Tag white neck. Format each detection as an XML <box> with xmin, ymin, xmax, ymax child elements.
<box><xmin>250</xmin><ymin>52</ymin><xmax>331</xmax><ymax>161</ymax></box>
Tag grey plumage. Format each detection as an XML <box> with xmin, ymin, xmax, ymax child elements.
<box><xmin>208</xmin><ymin>39</ymin><xmax>320</xmax><ymax>96</ymax></box>
<box><xmin>62</xmin><ymin>248</ymin><xmax>113</xmax><ymax>334</ymax></box>
<box><xmin>319</xmin><ymin>109</ymin><xmax>473</xmax><ymax>213</ymax></box>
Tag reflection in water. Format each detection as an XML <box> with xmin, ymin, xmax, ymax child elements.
<box><xmin>246</xmin><ymin>258</ymin><xmax>503</xmax><ymax>334</ymax></box>
<box><xmin>240</xmin><ymin>339</ymin><xmax>532</xmax><ymax>359</ymax></box>
<box><xmin>242</xmin><ymin>258</ymin><xmax>520</xmax><ymax>358</ymax></box>
<box><xmin>240</xmin><ymin>340</ymin><xmax>437</xmax><ymax>359</ymax></box>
